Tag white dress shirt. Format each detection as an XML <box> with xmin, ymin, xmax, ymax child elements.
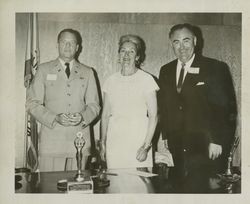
<box><xmin>176</xmin><ymin>54</ymin><xmax>195</xmax><ymax>85</ymax></box>
<box><xmin>59</xmin><ymin>58</ymin><xmax>74</xmax><ymax>71</ymax></box>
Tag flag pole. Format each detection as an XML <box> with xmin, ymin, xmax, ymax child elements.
<box><xmin>23</xmin><ymin>13</ymin><xmax>32</xmax><ymax>168</ymax></box>
<box><xmin>23</xmin><ymin>109</ymin><xmax>28</xmax><ymax>168</ymax></box>
<box><xmin>23</xmin><ymin>12</ymin><xmax>40</xmax><ymax>172</ymax></box>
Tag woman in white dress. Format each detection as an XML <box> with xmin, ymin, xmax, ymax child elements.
<box><xmin>100</xmin><ymin>34</ymin><xmax>159</xmax><ymax>169</ymax></box>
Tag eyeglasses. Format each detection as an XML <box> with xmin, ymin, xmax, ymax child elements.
<box><xmin>59</xmin><ymin>40</ymin><xmax>77</xmax><ymax>46</ymax></box>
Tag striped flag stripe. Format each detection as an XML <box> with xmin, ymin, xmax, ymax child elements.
<box><xmin>24</xmin><ymin>13</ymin><xmax>40</xmax><ymax>172</ymax></box>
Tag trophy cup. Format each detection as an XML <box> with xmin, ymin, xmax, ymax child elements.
<box><xmin>66</xmin><ymin>132</ymin><xmax>94</xmax><ymax>193</ymax></box>
<box><xmin>74</xmin><ymin>132</ymin><xmax>85</xmax><ymax>182</ymax></box>
<box><xmin>217</xmin><ymin>137</ymin><xmax>241</xmax><ymax>192</ymax></box>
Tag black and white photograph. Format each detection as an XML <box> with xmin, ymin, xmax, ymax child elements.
<box><xmin>0</xmin><ymin>0</ymin><xmax>250</xmax><ymax>204</ymax></box>
<box><xmin>14</xmin><ymin>12</ymin><xmax>241</xmax><ymax>193</ymax></box>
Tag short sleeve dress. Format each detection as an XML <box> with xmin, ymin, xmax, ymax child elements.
<box><xmin>103</xmin><ymin>69</ymin><xmax>159</xmax><ymax>169</ymax></box>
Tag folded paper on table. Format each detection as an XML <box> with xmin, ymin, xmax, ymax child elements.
<box><xmin>108</xmin><ymin>169</ymin><xmax>158</xmax><ymax>177</ymax></box>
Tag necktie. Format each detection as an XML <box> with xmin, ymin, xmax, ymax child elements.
<box><xmin>177</xmin><ymin>63</ymin><xmax>185</xmax><ymax>93</ymax></box>
<box><xmin>65</xmin><ymin>62</ymin><xmax>70</xmax><ymax>78</ymax></box>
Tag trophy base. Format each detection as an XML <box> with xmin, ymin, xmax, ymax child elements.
<box><xmin>57</xmin><ymin>177</ymin><xmax>94</xmax><ymax>193</ymax></box>
<box><xmin>67</xmin><ymin>176</ymin><xmax>94</xmax><ymax>194</ymax></box>
<box><xmin>217</xmin><ymin>173</ymin><xmax>241</xmax><ymax>184</ymax></box>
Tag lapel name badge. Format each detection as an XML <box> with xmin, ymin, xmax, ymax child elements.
<box><xmin>188</xmin><ymin>67</ymin><xmax>200</xmax><ymax>74</ymax></box>
<box><xmin>46</xmin><ymin>74</ymin><xmax>57</xmax><ymax>80</ymax></box>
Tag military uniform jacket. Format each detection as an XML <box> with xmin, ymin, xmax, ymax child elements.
<box><xmin>26</xmin><ymin>58</ymin><xmax>100</xmax><ymax>158</ymax></box>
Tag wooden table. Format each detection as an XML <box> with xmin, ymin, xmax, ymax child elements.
<box><xmin>15</xmin><ymin>167</ymin><xmax>241</xmax><ymax>194</ymax></box>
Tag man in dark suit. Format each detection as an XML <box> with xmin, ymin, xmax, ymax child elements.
<box><xmin>159</xmin><ymin>23</ymin><xmax>237</xmax><ymax>188</ymax></box>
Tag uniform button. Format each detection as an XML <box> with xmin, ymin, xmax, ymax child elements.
<box><xmin>67</xmin><ymin>84</ymin><xmax>70</xmax><ymax>87</ymax></box>
<box><xmin>183</xmin><ymin>149</ymin><xmax>186</xmax><ymax>152</ymax></box>
<box><xmin>67</xmin><ymin>93</ymin><xmax>71</xmax><ymax>96</ymax></box>
<box><xmin>68</xmin><ymin>104</ymin><xmax>71</xmax><ymax>106</ymax></box>
<box><xmin>179</xmin><ymin>106</ymin><xmax>183</xmax><ymax>110</ymax></box>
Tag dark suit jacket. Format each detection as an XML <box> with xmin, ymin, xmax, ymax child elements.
<box><xmin>159</xmin><ymin>55</ymin><xmax>237</xmax><ymax>156</ymax></box>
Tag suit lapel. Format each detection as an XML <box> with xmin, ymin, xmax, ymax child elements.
<box><xmin>182</xmin><ymin>55</ymin><xmax>202</xmax><ymax>92</ymax></box>
<box><xmin>163</xmin><ymin>60</ymin><xmax>180</xmax><ymax>94</ymax></box>
<box><xmin>168</xmin><ymin>60</ymin><xmax>178</xmax><ymax>91</ymax></box>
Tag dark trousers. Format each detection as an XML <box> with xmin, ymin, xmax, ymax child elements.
<box><xmin>168</xmin><ymin>148</ymin><xmax>227</xmax><ymax>193</ymax></box>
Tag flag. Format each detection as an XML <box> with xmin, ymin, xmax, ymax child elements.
<box><xmin>24</xmin><ymin>13</ymin><xmax>39</xmax><ymax>88</ymax></box>
<box><xmin>25</xmin><ymin>113</ymin><xmax>39</xmax><ymax>171</ymax></box>
<box><xmin>24</xmin><ymin>13</ymin><xmax>40</xmax><ymax>172</ymax></box>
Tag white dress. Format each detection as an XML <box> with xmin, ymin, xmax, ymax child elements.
<box><xmin>103</xmin><ymin>69</ymin><xmax>159</xmax><ymax>169</ymax></box>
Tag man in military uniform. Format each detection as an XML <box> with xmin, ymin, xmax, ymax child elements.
<box><xmin>26</xmin><ymin>28</ymin><xmax>100</xmax><ymax>171</ymax></box>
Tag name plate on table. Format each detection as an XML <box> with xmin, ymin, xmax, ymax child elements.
<box><xmin>67</xmin><ymin>177</ymin><xmax>93</xmax><ymax>194</ymax></box>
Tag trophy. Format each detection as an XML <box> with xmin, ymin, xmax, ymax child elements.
<box><xmin>66</xmin><ymin>132</ymin><xmax>94</xmax><ymax>193</ymax></box>
<box><xmin>74</xmin><ymin>132</ymin><xmax>85</xmax><ymax>182</ymax></box>
<box><xmin>217</xmin><ymin>137</ymin><xmax>241</xmax><ymax>192</ymax></box>
<box><xmin>57</xmin><ymin>132</ymin><xmax>112</xmax><ymax>193</ymax></box>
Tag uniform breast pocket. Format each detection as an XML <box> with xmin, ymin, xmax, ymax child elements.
<box><xmin>45</xmin><ymin>80</ymin><xmax>55</xmax><ymax>87</ymax></box>
<box><xmin>77</xmin><ymin>77</ymin><xmax>86</xmax><ymax>86</ymax></box>
<box><xmin>45</xmin><ymin>80</ymin><xmax>58</xmax><ymax>98</ymax></box>
<box><xmin>74</xmin><ymin>78</ymin><xmax>86</xmax><ymax>96</ymax></box>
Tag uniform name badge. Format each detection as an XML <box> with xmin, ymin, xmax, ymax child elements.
<box><xmin>188</xmin><ymin>67</ymin><xmax>200</xmax><ymax>74</ymax></box>
<box><xmin>46</xmin><ymin>74</ymin><xmax>57</xmax><ymax>80</ymax></box>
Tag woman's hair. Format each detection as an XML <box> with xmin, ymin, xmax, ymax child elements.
<box><xmin>118</xmin><ymin>34</ymin><xmax>146</xmax><ymax>68</ymax></box>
